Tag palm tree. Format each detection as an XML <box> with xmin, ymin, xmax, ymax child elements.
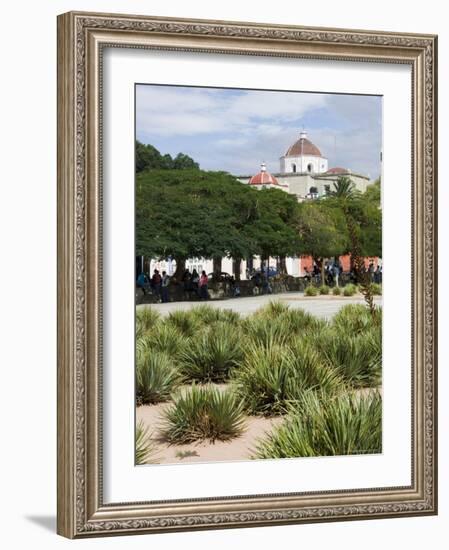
<box><xmin>330</xmin><ymin>177</ymin><xmax>376</xmax><ymax>315</ymax></box>
<box><xmin>330</xmin><ymin>176</ymin><xmax>357</xmax><ymax>199</ymax></box>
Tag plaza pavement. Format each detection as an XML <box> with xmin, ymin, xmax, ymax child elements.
<box><xmin>138</xmin><ymin>292</ymin><xmax>382</xmax><ymax>320</ymax></box>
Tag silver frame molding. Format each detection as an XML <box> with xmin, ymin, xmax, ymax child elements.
<box><xmin>57</xmin><ymin>11</ymin><xmax>438</xmax><ymax>538</ymax></box>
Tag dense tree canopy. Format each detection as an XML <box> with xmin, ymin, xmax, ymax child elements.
<box><xmin>325</xmin><ymin>176</ymin><xmax>382</xmax><ymax>258</ymax></box>
<box><xmin>136</xmin><ymin>141</ymin><xmax>199</xmax><ymax>172</ymax></box>
<box><xmin>136</xmin><ymin>158</ymin><xmax>382</xmax><ymax>277</ymax></box>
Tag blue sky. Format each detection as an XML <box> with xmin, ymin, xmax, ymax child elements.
<box><xmin>136</xmin><ymin>84</ymin><xmax>382</xmax><ymax>179</ymax></box>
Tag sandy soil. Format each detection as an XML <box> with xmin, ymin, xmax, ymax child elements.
<box><xmin>137</xmin><ymin>402</ymin><xmax>283</xmax><ymax>465</ymax></box>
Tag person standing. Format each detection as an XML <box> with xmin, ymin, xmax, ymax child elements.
<box><xmin>151</xmin><ymin>269</ymin><xmax>162</xmax><ymax>301</ymax></box>
<box><xmin>333</xmin><ymin>262</ymin><xmax>340</xmax><ymax>287</ymax></box>
<box><xmin>161</xmin><ymin>271</ymin><xmax>170</xmax><ymax>303</ymax></box>
<box><xmin>136</xmin><ymin>271</ymin><xmax>149</xmax><ymax>294</ymax></box>
<box><xmin>198</xmin><ymin>270</ymin><xmax>209</xmax><ymax>300</ymax></box>
<box><xmin>191</xmin><ymin>269</ymin><xmax>199</xmax><ymax>295</ymax></box>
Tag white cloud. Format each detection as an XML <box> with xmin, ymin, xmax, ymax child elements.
<box><xmin>136</xmin><ymin>85</ymin><xmax>327</xmax><ymax>139</ymax></box>
<box><xmin>136</xmin><ymin>85</ymin><xmax>381</xmax><ymax>178</ymax></box>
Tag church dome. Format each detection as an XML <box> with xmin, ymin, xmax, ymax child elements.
<box><xmin>285</xmin><ymin>131</ymin><xmax>322</xmax><ymax>157</ymax></box>
<box><xmin>249</xmin><ymin>163</ymin><xmax>279</xmax><ymax>185</ymax></box>
<box><xmin>325</xmin><ymin>167</ymin><xmax>351</xmax><ymax>175</ymax></box>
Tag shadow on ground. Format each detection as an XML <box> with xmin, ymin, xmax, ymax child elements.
<box><xmin>25</xmin><ymin>515</ymin><xmax>56</xmax><ymax>533</ymax></box>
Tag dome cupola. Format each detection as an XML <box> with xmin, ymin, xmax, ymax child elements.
<box><xmin>249</xmin><ymin>163</ymin><xmax>280</xmax><ymax>186</ymax></box>
<box><xmin>280</xmin><ymin>130</ymin><xmax>328</xmax><ymax>174</ymax></box>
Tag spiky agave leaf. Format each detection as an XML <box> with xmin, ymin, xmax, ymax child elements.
<box><xmin>136</xmin><ymin>351</ymin><xmax>181</xmax><ymax>404</ymax></box>
<box><xmin>178</xmin><ymin>322</ymin><xmax>243</xmax><ymax>382</ymax></box>
<box><xmin>162</xmin><ymin>385</ymin><xmax>246</xmax><ymax>443</ymax></box>
<box><xmin>135</xmin><ymin>420</ymin><xmax>158</xmax><ymax>464</ymax></box>
<box><xmin>254</xmin><ymin>390</ymin><xmax>382</xmax><ymax>459</ymax></box>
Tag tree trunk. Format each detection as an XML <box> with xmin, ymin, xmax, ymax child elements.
<box><xmin>343</xmin><ymin>206</ymin><xmax>375</xmax><ymax>315</ymax></box>
<box><xmin>261</xmin><ymin>254</ymin><xmax>269</xmax><ymax>273</ymax></box>
<box><xmin>279</xmin><ymin>256</ymin><xmax>287</xmax><ymax>275</ymax></box>
<box><xmin>321</xmin><ymin>260</ymin><xmax>325</xmax><ymax>287</ymax></box>
<box><xmin>213</xmin><ymin>257</ymin><xmax>222</xmax><ymax>278</ymax></box>
<box><xmin>247</xmin><ymin>256</ymin><xmax>254</xmax><ymax>275</ymax></box>
<box><xmin>233</xmin><ymin>258</ymin><xmax>242</xmax><ymax>281</ymax></box>
<box><xmin>173</xmin><ymin>257</ymin><xmax>186</xmax><ymax>282</ymax></box>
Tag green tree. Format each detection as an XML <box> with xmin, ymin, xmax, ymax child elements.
<box><xmin>173</xmin><ymin>152</ymin><xmax>199</xmax><ymax>170</ymax></box>
<box><xmin>135</xmin><ymin>141</ymin><xmax>199</xmax><ymax>172</ymax></box>
<box><xmin>328</xmin><ymin>176</ymin><xmax>381</xmax><ymax>313</ymax></box>
<box><xmin>136</xmin><ymin>169</ymin><xmax>257</xmax><ymax>279</ymax></box>
<box><xmin>296</xmin><ymin>200</ymin><xmax>347</xmax><ymax>283</ymax></box>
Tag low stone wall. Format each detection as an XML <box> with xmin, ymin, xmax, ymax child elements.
<box><xmin>136</xmin><ymin>276</ymin><xmax>311</xmax><ymax>305</ymax></box>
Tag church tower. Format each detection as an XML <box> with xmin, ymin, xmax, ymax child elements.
<box><xmin>280</xmin><ymin>131</ymin><xmax>328</xmax><ymax>174</ymax></box>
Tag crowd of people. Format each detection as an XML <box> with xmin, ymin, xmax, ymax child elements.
<box><xmin>137</xmin><ymin>261</ymin><xmax>382</xmax><ymax>303</ymax></box>
<box><xmin>182</xmin><ymin>269</ymin><xmax>210</xmax><ymax>300</ymax></box>
<box><xmin>303</xmin><ymin>260</ymin><xmax>382</xmax><ymax>286</ymax></box>
<box><xmin>136</xmin><ymin>269</ymin><xmax>171</xmax><ymax>303</ymax></box>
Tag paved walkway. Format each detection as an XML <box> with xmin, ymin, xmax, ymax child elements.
<box><xmin>137</xmin><ymin>292</ymin><xmax>382</xmax><ymax>320</ymax></box>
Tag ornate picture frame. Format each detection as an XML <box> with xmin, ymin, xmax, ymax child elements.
<box><xmin>57</xmin><ymin>11</ymin><xmax>437</xmax><ymax>538</ymax></box>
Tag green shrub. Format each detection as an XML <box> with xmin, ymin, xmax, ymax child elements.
<box><xmin>165</xmin><ymin>310</ymin><xmax>199</xmax><ymax>337</ymax></box>
<box><xmin>136</xmin><ymin>307</ymin><xmax>161</xmax><ymax>337</ymax></box>
<box><xmin>139</xmin><ymin>324</ymin><xmax>187</xmax><ymax>360</ymax></box>
<box><xmin>232</xmin><ymin>340</ymin><xmax>343</xmax><ymax>416</ymax></box>
<box><xmin>136</xmin><ymin>351</ymin><xmax>181</xmax><ymax>404</ymax></box>
<box><xmin>332</xmin><ymin>286</ymin><xmax>342</xmax><ymax>296</ymax></box>
<box><xmin>288</xmin><ymin>339</ymin><xmax>346</xmax><ymax>394</ymax></box>
<box><xmin>370</xmin><ymin>283</ymin><xmax>382</xmax><ymax>295</ymax></box>
<box><xmin>332</xmin><ymin>304</ymin><xmax>382</xmax><ymax>335</ymax></box>
<box><xmin>343</xmin><ymin>284</ymin><xmax>358</xmax><ymax>296</ymax></box>
<box><xmin>278</xmin><ymin>308</ymin><xmax>327</xmax><ymax>335</ymax></box>
<box><xmin>162</xmin><ymin>385</ymin><xmax>246</xmax><ymax>443</ymax></box>
<box><xmin>241</xmin><ymin>316</ymin><xmax>291</xmax><ymax>348</ymax></box>
<box><xmin>135</xmin><ymin>420</ymin><xmax>158</xmax><ymax>464</ymax></box>
<box><xmin>304</xmin><ymin>285</ymin><xmax>318</xmax><ymax>297</ymax></box>
<box><xmin>254</xmin><ymin>390</ymin><xmax>382</xmax><ymax>459</ymax></box>
<box><xmin>319</xmin><ymin>285</ymin><xmax>330</xmax><ymax>295</ymax></box>
<box><xmin>178</xmin><ymin>322</ymin><xmax>243</xmax><ymax>382</ymax></box>
<box><xmin>312</xmin><ymin>327</ymin><xmax>382</xmax><ymax>388</ymax></box>
<box><xmin>189</xmin><ymin>304</ymin><xmax>241</xmax><ymax>326</ymax></box>
<box><xmin>254</xmin><ymin>300</ymin><xmax>290</xmax><ymax>319</ymax></box>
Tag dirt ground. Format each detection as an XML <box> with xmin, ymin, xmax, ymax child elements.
<box><xmin>136</xmin><ymin>402</ymin><xmax>283</xmax><ymax>465</ymax></box>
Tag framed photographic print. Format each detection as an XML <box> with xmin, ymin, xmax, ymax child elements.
<box><xmin>57</xmin><ymin>11</ymin><xmax>438</xmax><ymax>538</ymax></box>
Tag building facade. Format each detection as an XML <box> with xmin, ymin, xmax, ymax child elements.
<box><xmin>238</xmin><ymin>131</ymin><xmax>371</xmax><ymax>200</ymax></box>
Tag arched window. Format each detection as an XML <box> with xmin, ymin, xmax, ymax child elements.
<box><xmin>307</xmin><ymin>163</ymin><xmax>313</xmax><ymax>173</ymax></box>
<box><xmin>292</xmin><ymin>163</ymin><xmax>296</xmax><ymax>173</ymax></box>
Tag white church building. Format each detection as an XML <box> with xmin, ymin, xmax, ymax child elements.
<box><xmin>237</xmin><ymin>131</ymin><xmax>371</xmax><ymax>200</ymax></box>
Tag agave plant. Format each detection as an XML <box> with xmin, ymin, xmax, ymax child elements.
<box><xmin>304</xmin><ymin>285</ymin><xmax>319</xmax><ymax>296</ymax></box>
<box><xmin>312</xmin><ymin>326</ymin><xmax>382</xmax><ymax>388</ymax></box>
<box><xmin>135</xmin><ymin>420</ymin><xmax>158</xmax><ymax>465</ymax></box>
<box><xmin>143</xmin><ymin>323</ymin><xmax>187</xmax><ymax>359</ymax></box>
<box><xmin>165</xmin><ymin>310</ymin><xmax>199</xmax><ymax>337</ymax></box>
<box><xmin>254</xmin><ymin>300</ymin><xmax>290</xmax><ymax>319</ymax></box>
<box><xmin>136</xmin><ymin>351</ymin><xmax>181</xmax><ymax>404</ymax></box>
<box><xmin>189</xmin><ymin>304</ymin><xmax>241</xmax><ymax>326</ymax></box>
<box><xmin>162</xmin><ymin>385</ymin><xmax>246</xmax><ymax>443</ymax></box>
<box><xmin>287</xmin><ymin>339</ymin><xmax>346</xmax><ymax>395</ymax></box>
<box><xmin>343</xmin><ymin>284</ymin><xmax>358</xmax><ymax>297</ymax></box>
<box><xmin>232</xmin><ymin>342</ymin><xmax>293</xmax><ymax>416</ymax></box>
<box><xmin>332</xmin><ymin>303</ymin><xmax>381</xmax><ymax>335</ymax></box>
<box><xmin>178</xmin><ymin>322</ymin><xmax>243</xmax><ymax>382</ymax></box>
<box><xmin>278</xmin><ymin>308</ymin><xmax>327</xmax><ymax>335</ymax></box>
<box><xmin>254</xmin><ymin>390</ymin><xmax>382</xmax><ymax>459</ymax></box>
<box><xmin>136</xmin><ymin>307</ymin><xmax>161</xmax><ymax>337</ymax></box>
<box><xmin>241</xmin><ymin>316</ymin><xmax>292</xmax><ymax>348</ymax></box>
<box><xmin>232</xmin><ymin>338</ymin><xmax>342</xmax><ymax>416</ymax></box>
